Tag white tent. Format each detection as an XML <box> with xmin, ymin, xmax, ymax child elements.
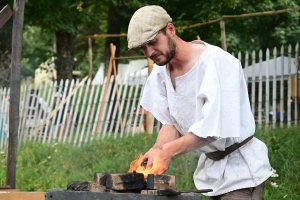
<box><xmin>92</xmin><ymin>59</ymin><xmax>148</xmax><ymax>85</ymax></box>
<box><xmin>92</xmin><ymin>63</ymin><xmax>105</xmax><ymax>85</ymax></box>
<box><xmin>118</xmin><ymin>59</ymin><xmax>148</xmax><ymax>82</ymax></box>
<box><xmin>244</xmin><ymin>56</ymin><xmax>298</xmax><ymax>80</ymax></box>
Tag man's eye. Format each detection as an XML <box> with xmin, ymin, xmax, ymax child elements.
<box><xmin>149</xmin><ymin>39</ymin><xmax>156</xmax><ymax>45</ymax></box>
<box><xmin>140</xmin><ymin>46</ymin><xmax>146</xmax><ymax>51</ymax></box>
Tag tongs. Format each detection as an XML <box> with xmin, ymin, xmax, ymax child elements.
<box><xmin>157</xmin><ymin>187</ymin><xmax>213</xmax><ymax>196</ymax></box>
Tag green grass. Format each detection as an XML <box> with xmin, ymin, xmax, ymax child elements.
<box><xmin>0</xmin><ymin>124</ymin><xmax>299</xmax><ymax>200</ymax></box>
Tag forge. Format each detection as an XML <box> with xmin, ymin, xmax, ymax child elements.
<box><xmin>45</xmin><ymin>172</ymin><xmax>212</xmax><ymax>200</ymax></box>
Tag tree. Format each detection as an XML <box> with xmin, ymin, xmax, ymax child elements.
<box><xmin>21</xmin><ymin>26</ymin><xmax>55</xmax><ymax>79</ymax></box>
<box><xmin>24</xmin><ymin>0</ymin><xmax>101</xmax><ymax>81</ymax></box>
<box><xmin>123</xmin><ymin>0</ymin><xmax>300</xmax><ymax>58</ymax></box>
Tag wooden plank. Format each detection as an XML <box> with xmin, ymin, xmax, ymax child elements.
<box><xmin>287</xmin><ymin>45</ymin><xmax>292</xmax><ymax>127</ymax></box>
<box><xmin>67</xmin><ymin>79</ymin><xmax>80</xmax><ymax>144</ymax></box>
<box><xmin>88</xmin><ymin>38</ymin><xmax>93</xmax><ymax>79</ymax></box>
<box><xmin>96</xmin><ymin>44</ymin><xmax>116</xmax><ymax>133</ymax></box>
<box><xmin>265</xmin><ymin>49</ymin><xmax>270</xmax><ymax>126</ymax></box>
<box><xmin>251</xmin><ymin>51</ymin><xmax>256</xmax><ymax>116</ymax></box>
<box><xmin>98</xmin><ymin>77</ymin><xmax>114</xmax><ymax>138</ymax></box>
<box><xmin>0</xmin><ymin>185</ymin><xmax>11</xmax><ymax>189</ymax></box>
<box><xmin>108</xmin><ymin>79</ymin><xmax>124</xmax><ymax>137</ymax></box>
<box><xmin>114</xmin><ymin>81</ymin><xmax>128</xmax><ymax>138</ymax></box>
<box><xmin>78</xmin><ymin>79</ymin><xmax>91</xmax><ymax>145</ymax></box>
<box><xmin>73</xmin><ymin>79</ymin><xmax>87</xmax><ymax>146</ymax></box>
<box><xmin>120</xmin><ymin>77</ymin><xmax>135</xmax><ymax>137</ymax></box>
<box><xmin>63</xmin><ymin>80</ymin><xmax>75</xmax><ymax>143</ymax></box>
<box><xmin>146</xmin><ymin>59</ymin><xmax>154</xmax><ymax>134</ymax></box>
<box><xmin>146</xmin><ymin>174</ymin><xmax>175</xmax><ymax>190</ymax></box>
<box><xmin>57</xmin><ymin>79</ymin><xmax>70</xmax><ymax>142</ymax></box>
<box><xmin>258</xmin><ymin>50</ymin><xmax>263</xmax><ymax>127</ymax></box>
<box><xmin>220</xmin><ymin>20</ymin><xmax>227</xmax><ymax>51</ymax></box>
<box><xmin>126</xmin><ymin>72</ymin><xmax>141</xmax><ymax>135</ymax></box>
<box><xmin>272</xmin><ymin>48</ymin><xmax>277</xmax><ymax>128</ymax></box>
<box><xmin>81</xmin><ymin>79</ymin><xmax>94</xmax><ymax>143</ymax></box>
<box><xmin>293</xmin><ymin>44</ymin><xmax>299</xmax><ymax>125</ymax></box>
<box><xmin>0</xmin><ymin>189</ymin><xmax>20</xmax><ymax>192</ymax></box>
<box><xmin>0</xmin><ymin>5</ymin><xmax>13</xmax><ymax>29</ymax></box>
<box><xmin>181</xmin><ymin>7</ymin><xmax>300</xmax><ymax>30</ymax></box>
<box><xmin>0</xmin><ymin>192</ymin><xmax>45</xmax><ymax>200</ymax></box>
<box><xmin>280</xmin><ymin>46</ymin><xmax>284</xmax><ymax>128</ymax></box>
<box><xmin>87</xmin><ymin>83</ymin><xmax>101</xmax><ymax>141</ymax></box>
<box><xmin>105</xmin><ymin>173</ymin><xmax>145</xmax><ymax>190</ymax></box>
<box><xmin>102</xmin><ymin>79</ymin><xmax>117</xmax><ymax>137</ymax></box>
<box><xmin>42</xmin><ymin>81</ymin><xmax>55</xmax><ymax>144</ymax></box>
<box><xmin>91</xmin><ymin>78</ymin><xmax>107</xmax><ymax>137</ymax></box>
<box><xmin>88</xmin><ymin>182</ymin><xmax>106</xmax><ymax>192</ymax></box>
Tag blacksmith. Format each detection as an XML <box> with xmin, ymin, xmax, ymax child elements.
<box><xmin>127</xmin><ymin>5</ymin><xmax>273</xmax><ymax>200</ymax></box>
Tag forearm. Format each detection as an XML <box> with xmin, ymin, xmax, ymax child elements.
<box><xmin>162</xmin><ymin>133</ymin><xmax>216</xmax><ymax>158</ymax></box>
<box><xmin>152</xmin><ymin>125</ymin><xmax>180</xmax><ymax>149</ymax></box>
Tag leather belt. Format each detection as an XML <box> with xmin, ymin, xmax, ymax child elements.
<box><xmin>205</xmin><ymin>136</ymin><xmax>254</xmax><ymax>161</ymax></box>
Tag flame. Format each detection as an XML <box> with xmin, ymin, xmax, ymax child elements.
<box><xmin>128</xmin><ymin>153</ymin><xmax>165</xmax><ymax>178</ymax></box>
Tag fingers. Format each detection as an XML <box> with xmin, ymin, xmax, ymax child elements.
<box><xmin>143</xmin><ymin>153</ymin><xmax>154</xmax><ymax>170</ymax></box>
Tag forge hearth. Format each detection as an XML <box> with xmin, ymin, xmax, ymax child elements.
<box><xmin>45</xmin><ymin>172</ymin><xmax>212</xmax><ymax>200</ymax></box>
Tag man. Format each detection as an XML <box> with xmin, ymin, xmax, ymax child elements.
<box><xmin>127</xmin><ymin>5</ymin><xmax>273</xmax><ymax>200</ymax></box>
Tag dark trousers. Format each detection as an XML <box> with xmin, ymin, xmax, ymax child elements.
<box><xmin>208</xmin><ymin>182</ymin><xmax>265</xmax><ymax>200</ymax></box>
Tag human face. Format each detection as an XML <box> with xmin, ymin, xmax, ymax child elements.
<box><xmin>140</xmin><ymin>32</ymin><xmax>176</xmax><ymax>66</ymax></box>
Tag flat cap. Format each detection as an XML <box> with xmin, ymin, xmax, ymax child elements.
<box><xmin>127</xmin><ymin>5</ymin><xmax>172</xmax><ymax>50</ymax></box>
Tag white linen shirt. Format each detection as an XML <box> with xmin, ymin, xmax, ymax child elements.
<box><xmin>141</xmin><ymin>41</ymin><xmax>273</xmax><ymax>196</ymax></box>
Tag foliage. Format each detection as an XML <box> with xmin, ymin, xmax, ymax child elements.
<box><xmin>147</xmin><ymin>0</ymin><xmax>300</xmax><ymax>55</ymax></box>
<box><xmin>0</xmin><ymin>124</ymin><xmax>299</xmax><ymax>199</ymax></box>
<box><xmin>23</xmin><ymin>0</ymin><xmax>105</xmax><ymax>80</ymax></box>
<box><xmin>18</xmin><ymin>0</ymin><xmax>300</xmax><ymax>81</ymax></box>
<box><xmin>21</xmin><ymin>26</ymin><xmax>55</xmax><ymax>79</ymax></box>
<box><xmin>24</xmin><ymin>0</ymin><xmax>95</xmax><ymax>35</ymax></box>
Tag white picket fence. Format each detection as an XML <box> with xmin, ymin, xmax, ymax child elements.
<box><xmin>0</xmin><ymin>44</ymin><xmax>299</xmax><ymax>150</ymax></box>
<box><xmin>241</xmin><ymin>44</ymin><xmax>299</xmax><ymax>128</ymax></box>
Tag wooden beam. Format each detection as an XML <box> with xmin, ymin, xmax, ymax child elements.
<box><xmin>96</xmin><ymin>43</ymin><xmax>116</xmax><ymax>133</ymax></box>
<box><xmin>0</xmin><ymin>5</ymin><xmax>13</xmax><ymax>29</ymax></box>
<box><xmin>145</xmin><ymin>58</ymin><xmax>154</xmax><ymax>134</ymax></box>
<box><xmin>110</xmin><ymin>44</ymin><xmax>123</xmax><ymax>129</ymax></box>
<box><xmin>88</xmin><ymin>33</ymin><xmax>127</xmax><ymax>38</ymax></box>
<box><xmin>220</xmin><ymin>20</ymin><xmax>227</xmax><ymax>51</ymax></box>
<box><xmin>222</xmin><ymin>7</ymin><xmax>300</xmax><ymax>19</ymax></box>
<box><xmin>0</xmin><ymin>185</ymin><xmax>11</xmax><ymax>189</ymax></box>
<box><xmin>114</xmin><ymin>55</ymin><xmax>146</xmax><ymax>60</ymax></box>
<box><xmin>0</xmin><ymin>192</ymin><xmax>45</xmax><ymax>200</ymax></box>
<box><xmin>88</xmin><ymin>37</ymin><xmax>93</xmax><ymax>79</ymax></box>
<box><xmin>181</xmin><ymin>7</ymin><xmax>300</xmax><ymax>30</ymax></box>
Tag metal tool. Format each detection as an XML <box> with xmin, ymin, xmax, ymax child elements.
<box><xmin>157</xmin><ymin>187</ymin><xmax>213</xmax><ymax>196</ymax></box>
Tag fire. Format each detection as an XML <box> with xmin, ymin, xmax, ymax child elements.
<box><xmin>128</xmin><ymin>153</ymin><xmax>165</xmax><ymax>178</ymax></box>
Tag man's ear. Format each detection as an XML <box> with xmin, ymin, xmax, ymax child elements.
<box><xmin>166</xmin><ymin>23</ymin><xmax>176</xmax><ymax>37</ymax></box>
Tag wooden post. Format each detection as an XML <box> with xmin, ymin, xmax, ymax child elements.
<box><xmin>146</xmin><ymin>58</ymin><xmax>154</xmax><ymax>134</ymax></box>
<box><xmin>96</xmin><ymin>43</ymin><xmax>116</xmax><ymax>133</ymax></box>
<box><xmin>0</xmin><ymin>5</ymin><xmax>13</xmax><ymax>29</ymax></box>
<box><xmin>110</xmin><ymin>45</ymin><xmax>123</xmax><ymax>129</ymax></box>
<box><xmin>6</xmin><ymin>0</ymin><xmax>25</xmax><ymax>189</ymax></box>
<box><xmin>88</xmin><ymin>37</ymin><xmax>93</xmax><ymax>79</ymax></box>
<box><xmin>220</xmin><ymin>20</ymin><xmax>227</xmax><ymax>51</ymax></box>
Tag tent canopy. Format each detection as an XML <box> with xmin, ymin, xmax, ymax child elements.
<box><xmin>244</xmin><ymin>56</ymin><xmax>298</xmax><ymax>79</ymax></box>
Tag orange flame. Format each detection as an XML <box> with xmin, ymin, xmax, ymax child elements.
<box><xmin>128</xmin><ymin>153</ymin><xmax>165</xmax><ymax>178</ymax></box>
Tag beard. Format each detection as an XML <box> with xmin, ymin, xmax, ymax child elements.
<box><xmin>151</xmin><ymin>34</ymin><xmax>176</xmax><ymax>66</ymax></box>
